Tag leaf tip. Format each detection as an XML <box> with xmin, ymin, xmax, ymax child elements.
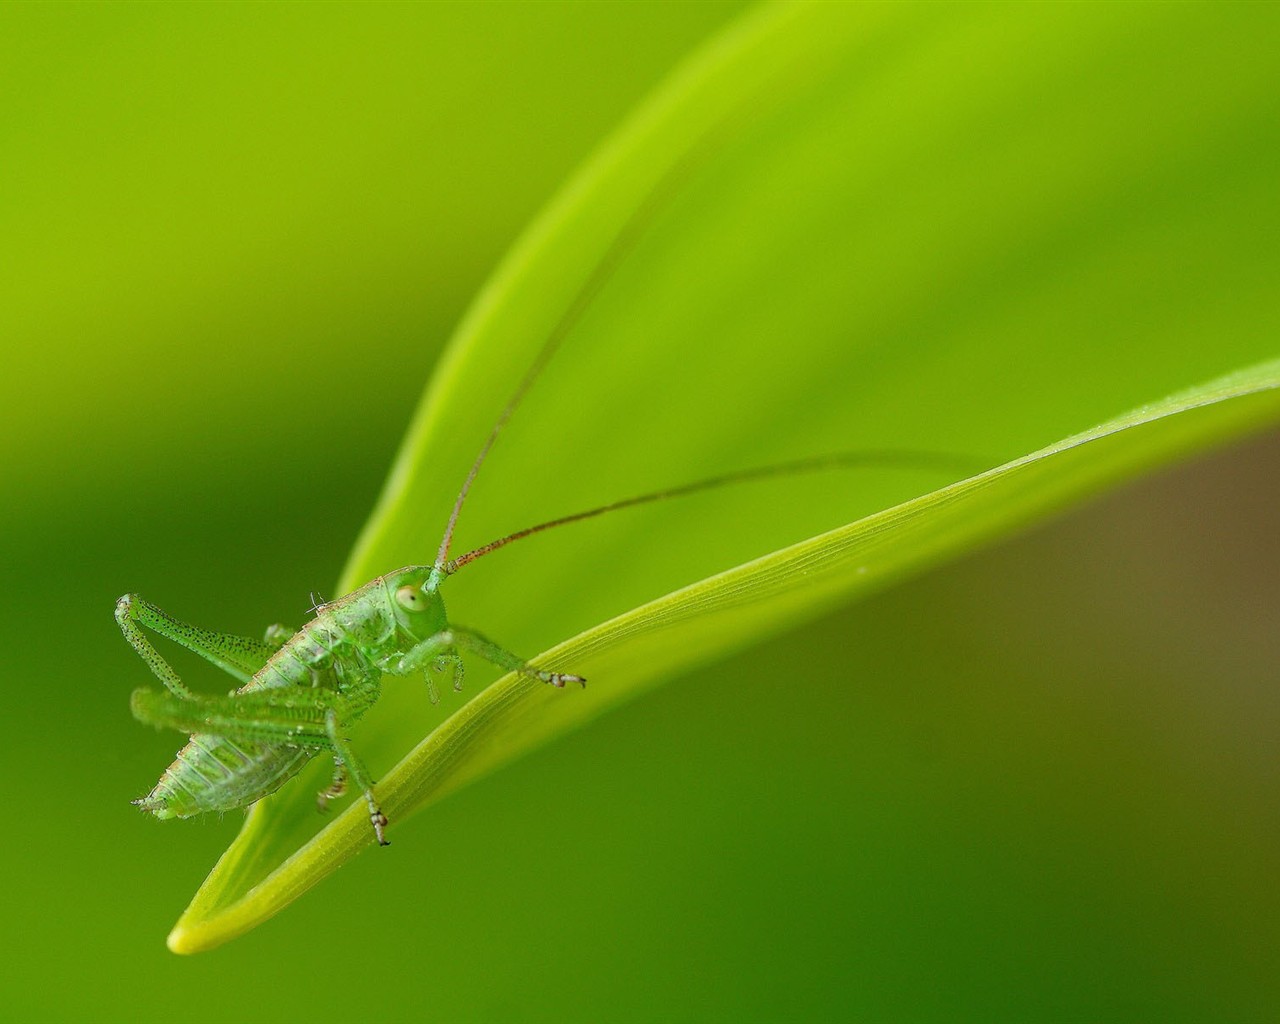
<box><xmin>166</xmin><ymin>913</ymin><xmax>229</xmax><ymax>956</ymax></box>
<box><xmin>166</xmin><ymin>924</ymin><xmax>198</xmax><ymax>956</ymax></box>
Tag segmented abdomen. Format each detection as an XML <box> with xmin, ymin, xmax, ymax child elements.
<box><xmin>138</xmin><ymin>579</ymin><xmax>396</xmax><ymax>818</ymax></box>
<box><xmin>137</xmin><ymin>734</ymin><xmax>313</xmax><ymax>818</ymax></box>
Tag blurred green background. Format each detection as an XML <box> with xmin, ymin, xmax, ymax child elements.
<box><xmin>2</xmin><ymin>3</ymin><xmax>1278</xmax><ymax>1021</ymax></box>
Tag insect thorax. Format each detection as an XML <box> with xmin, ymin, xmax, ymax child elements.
<box><xmin>276</xmin><ymin>568</ymin><xmax>446</xmax><ymax>681</ymax></box>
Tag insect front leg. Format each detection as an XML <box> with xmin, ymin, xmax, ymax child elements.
<box><xmin>383</xmin><ymin>633</ymin><xmax>459</xmax><ymax>704</ymax></box>
<box><xmin>116</xmin><ymin>594</ymin><xmax>281</xmax><ymax>697</ymax></box>
<box><xmin>428</xmin><ymin>651</ymin><xmax>465</xmax><ymax>704</ymax></box>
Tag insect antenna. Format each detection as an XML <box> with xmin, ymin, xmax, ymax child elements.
<box><xmin>444</xmin><ymin>449</ymin><xmax>982</xmax><ymax>574</ymax></box>
<box><xmin>435</xmin><ymin>107</ymin><xmax>748</xmax><ymax>570</ymax></box>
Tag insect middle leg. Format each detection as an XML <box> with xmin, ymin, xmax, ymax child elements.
<box><xmin>449</xmin><ymin>626</ymin><xmax>585</xmax><ymax>688</ymax></box>
<box><xmin>131</xmin><ymin>687</ymin><xmax>391</xmax><ymax>845</ymax></box>
<box><xmin>394</xmin><ymin>628</ymin><xmax>584</xmax><ymax>688</ymax></box>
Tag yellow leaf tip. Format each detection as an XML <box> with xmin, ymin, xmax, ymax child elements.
<box><xmin>166</xmin><ymin>923</ymin><xmax>201</xmax><ymax>956</ymax></box>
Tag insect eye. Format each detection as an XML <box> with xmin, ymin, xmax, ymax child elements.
<box><xmin>395</xmin><ymin>585</ymin><xmax>423</xmax><ymax>611</ymax></box>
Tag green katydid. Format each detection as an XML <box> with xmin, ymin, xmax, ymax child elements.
<box><xmin>118</xmin><ymin>433</ymin><xmax>963</xmax><ymax>845</ymax></box>
<box><xmin>118</xmin><ymin>113</ymin><xmax>972</xmax><ymax>847</ymax></box>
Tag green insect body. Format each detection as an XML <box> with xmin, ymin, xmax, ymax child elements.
<box><xmin>118</xmin><ymin>451</ymin><xmax>964</xmax><ymax>846</ymax></box>
<box><xmin>118</xmin><ymin>129</ymin><xmax>971</xmax><ymax>847</ymax></box>
<box><xmin>120</xmin><ymin>564</ymin><xmax>584</xmax><ymax>845</ymax></box>
<box><xmin>119</xmin><ymin>97</ymin><xmax>711</xmax><ymax>849</ymax></box>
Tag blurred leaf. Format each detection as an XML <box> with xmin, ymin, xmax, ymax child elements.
<box><xmin>166</xmin><ymin>2</ymin><xmax>1280</xmax><ymax>951</ymax></box>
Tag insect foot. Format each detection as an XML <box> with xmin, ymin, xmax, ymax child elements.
<box><xmin>541</xmin><ymin>671</ymin><xmax>586</xmax><ymax>689</ymax></box>
<box><xmin>316</xmin><ymin>775</ymin><xmax>347</xmax><ymax>813</ymax></box>
<box><xmin>370</xmin><ymin>807</ymin><xmax>390</xmax><ymax>847</ymax></box>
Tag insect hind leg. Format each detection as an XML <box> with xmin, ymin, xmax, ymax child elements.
<box><xmin>131</xmin><ymin>687</ymin><xmax>392</xmax><ymax>847</ymax></box>
<box><xmin>116</xmin><ymin>593</ymin><xmax>282</xmax><ymax>696</ymax></box>
<box><xmin>130</xmin><ymin>687</ymin><xmax>333</xmax><ymax>745</ymax></box>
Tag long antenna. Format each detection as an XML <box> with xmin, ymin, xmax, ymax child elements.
<box><xmin>444</xmin><ymin>449</ymin><xmax>980</xmax><ymax>574</ymax></box>
<box><xmin>435</xmin><ymin>132</ymin><xmax>728</xmax><ymax>570</ymax></box>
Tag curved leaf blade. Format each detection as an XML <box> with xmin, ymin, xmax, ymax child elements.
<box><xmin>168</xmin><ymin>1</ymin><xmax>1280</xmax><ymax>951</ymax></box>
<box><xmin>173</xmin><ymin>361</ymin><xmax>1280</xmax><ymax>953</ymax></box>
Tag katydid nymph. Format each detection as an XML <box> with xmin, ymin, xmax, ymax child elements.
<box><xmin>117</xmin><ymin>124</ymin><xmax>967</xmax><ymax>847</ymax></box>
<box><xmin>118</xmin><ymin>414</ymin><xmax>959</xmax><ymax>846</ymax></box>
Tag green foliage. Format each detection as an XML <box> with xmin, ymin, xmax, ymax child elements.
<box><xmin>166</xmin><ymin>3</ymin><xmax>1280</xmax><ymax>951</ymax></box>
<box><xmin>5</xmin><ymin>3</ymin><xmax>1280</xmax><ymax>1019</ymax></box>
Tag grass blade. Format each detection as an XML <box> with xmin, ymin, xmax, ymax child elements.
<box><xmin>169</xmin><ymin>2</ymin><xmax>1280</xmax><ymax>951</ymax></box>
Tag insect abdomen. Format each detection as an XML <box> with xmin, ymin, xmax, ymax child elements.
<box><xmin>136</xmin><ymin>734</ymin><xmax>312</xmax><ymax>818</ymax></box>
